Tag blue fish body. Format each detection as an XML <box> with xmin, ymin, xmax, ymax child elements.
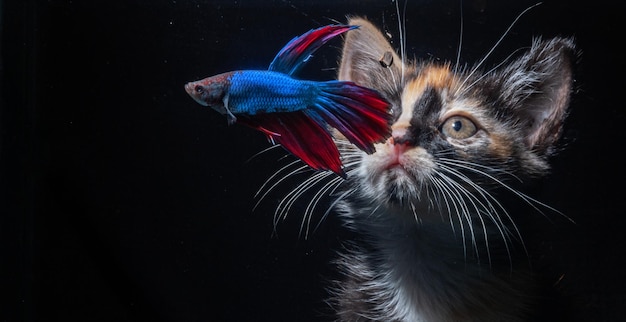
<box><xmin>185</xmin><ymin>25</ymin><xmax>391</xmax><ymax>177</ymax></box>
<box><xmin>227</xmin><ymin>70</ymin><xmax>316</xmax><ymax>115</ymax></box>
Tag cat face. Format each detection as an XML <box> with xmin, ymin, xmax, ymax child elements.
<box><xmin>337</xmin><ymin>18</ymin><xmax>575</xmax><ymax>209</ymax></box>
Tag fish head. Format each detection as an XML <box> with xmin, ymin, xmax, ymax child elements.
<box><xmin>184</xmin><ymin>72</ymin><xmax>231</xmax><ymax>115</ymax></box>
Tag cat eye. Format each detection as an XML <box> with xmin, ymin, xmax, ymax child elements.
<box><xmin>440</xmin><ymin>115</ymin><xmax>478</xmax><ymax>139</ymax></box>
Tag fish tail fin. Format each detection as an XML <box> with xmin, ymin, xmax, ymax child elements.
<box><xmin>307</xmin><ymin>81</ymin><xmax>391</xmax><ymax>154</ymax></box>
<box><xmin>238</xmin><ymin>113</ymin><xmax>346</xmax><ymax>178</ymax></box>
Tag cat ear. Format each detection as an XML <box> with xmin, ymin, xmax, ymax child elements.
<box><xmin>495</xmin><ymin>37</ymin><xmax>576</xmax><ymax>153</ymax></box>
<box><xmin>338</xmin><ymin>17</ymin><xmax>403</xmax><ymax>93</ymax></box>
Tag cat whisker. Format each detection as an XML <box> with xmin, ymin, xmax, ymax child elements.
<box><xmin>338</xmin><ymin>149</ymin><xmax>364</xmax><ymax>160</ymax></box>
<box><xmin>385</xmin><ymin>65</ymin><xmax>399</xmax><ymax>91</ymax></box>
<box><xmin>439</xmin><ymin>157</ymin><xmax>524</xmax><ymax>185</ymax></box>
<box><xmin>394</xmin><ymin>0</ymin><xmax>407</xmax><ymax>84</ymax></box>
<box><xmin>437</xmin><ymin>163</ymin><xmax>518</xmax><ymax>268</ymax></box>
<box><xmin>244</xmin><ymin>144</ymin><xmax>284</xmax><ymax>164</ymax></box>
<box><xmin>314</xmin><ymin>186</ymin><xmax>357</xmax><ymax>234</ymax></box>
<box><xmin>439</xmin><ymin>161</ymin><xmax>515</xmax><ymax>215</ymax></box>
<box><xmin>277</xmin><ymin>170</ymin><xmax>330</xmax><ymax>224</ymax></box>
<box><xmin>409</xmin><ymin>201</ymin><xmax>421</xmax><ymax>225</ymax></box>
<box><xmin>455</xmin><ymin>47</ymin><xmax>529</xmax><ymax>98</ymax></box>
<box><xmin>439</xmin><ymin>158</ymin><xmax>574</xmax><ymax>224</ymax></box>
<box><xmin>429</xmin><ymin>177</ymin><xmax>457</xmax><ymax>231</ymax></box>
<box><xmin>253</xmin><ymin>140</ymin><xmax>363</xmax><ymax>238</ymax></box>
<box><xmin>440</xmin><ymin>158</ymin><xmax>536</xmax><ymax>247</ymax></box>
<box><xmin>425</xmin><ymin>177</ymin><xmax>444</xmax><ymax>219</ymax></box>
<box><xmin>302</xmin><ymin>173</ymin><xmax>344</xmax><ymax>239</ymax></box>
<box><xmin>454</xmin><ymin>0</ymin><xmax>464</xmax><ymax>73</ymax></box>
<box><xmin>366</xmin><ymin>203</ymin><xmax>384</xmax><ymax>221</ymax></box>
<box><xmin>437</xmin><ymin>156</ymin><xmax>577</xmax><ymax>268</ymax></box>
<box><xmin>454</xmin><ymin>2</ymin><xmax>542</xmax><ymax>97</ymax></box>
<box><xmin>436</xmin><ymin>171</ymin><xmax>491</xmax><ymax>265</ymax></box>
<box><xmin>253</xmin><ymin>160</ymin><xmax>309</xmax><ymax>211</ymax></box>
<box><xmin>430</xmin><ymin>176</ymin><xmax>467</xmax><ymax>258</ymax></box>
<box><xmin>438</xmin><ymin>160</ymin><xmax>524</xmax><ymax>230</ymax></box>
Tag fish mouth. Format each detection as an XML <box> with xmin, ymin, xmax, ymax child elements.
<box><xmin>184</xmin><ymin>82</ymin><xmax>208</xmax><ymax>106</ymax></box>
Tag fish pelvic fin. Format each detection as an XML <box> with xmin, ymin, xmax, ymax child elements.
<box><xmin>268</xmin><ymin>25</ymin><xmax>358</xmax><ymax>76</ymax></box>
<box><xmin>306</xmin><ymin>81</ymin><xmax>391</xmax><ymax>154</ymax></box>
<box><xmin>238</xmin><ymin>113</ymin><xmax>346</xmax><ymax>178</ymax></box>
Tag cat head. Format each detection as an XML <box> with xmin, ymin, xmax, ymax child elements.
<box><xmin>336</xmin><ymin>17</ymin><xmax>575</xmax><ymax>207</ymax></box>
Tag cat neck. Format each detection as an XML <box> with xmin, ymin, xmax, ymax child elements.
<box><xmin>338</xmin><ymin>196</ymin><xmax>525</xmax><ymax>271</ymax></box>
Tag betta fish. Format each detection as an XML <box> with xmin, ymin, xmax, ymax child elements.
<box><xmin>184</xmin><ymin>25</ymin><xmax>391</xmax><ymax>177</ymax></box>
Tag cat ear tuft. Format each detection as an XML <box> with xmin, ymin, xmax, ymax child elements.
<box><xmin>495</xmin><ymin>37</ymin><xmax>576</xmax><ymax>154</ymax></box>
<box><xmin>338</xmin><ymin>17</ymin><xmax>402</xmax><ymax>93</ymax></box>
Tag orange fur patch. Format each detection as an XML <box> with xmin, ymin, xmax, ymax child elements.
<box><xmin>402</xmin><ymin>65</ymin><xmax>456</xmax><ymax>110</ymax></box>
<box><xmin>396</xmin><ymin>65</ymin><xmax>457</xmax><ymax>131</ymax></box>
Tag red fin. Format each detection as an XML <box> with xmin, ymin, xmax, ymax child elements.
<box><xmin>268</xmin><ymin>25</ymin><xmax>357</xmax><ymax>76</ymax></box>
<box><xmin>238</xmin><ymin>112</ymin><xmax>345</xmax><ymax>178</ymax></box>
<box><xmin>307</xmin><ymin>81</ymin><xmax>391</xmax><ymax>154</ymax></box>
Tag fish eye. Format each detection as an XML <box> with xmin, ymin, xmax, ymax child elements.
<box><xmin>195</xmin><ymin>85</ymin><xmax>204</xmax><ymax>94</ymax></box>
<box><xmin>440</xmin><ymin>115</ymin><xmax>478</xmax><ymax>139</ymax></box>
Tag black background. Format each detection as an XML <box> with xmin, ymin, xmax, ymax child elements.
<box><xmin>2</xmin><ymin>0</ymin><xmax>625</xmax><ymax>321</ymax></box>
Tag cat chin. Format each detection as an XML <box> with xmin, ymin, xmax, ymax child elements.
<box><xmin>354</xmin><ymin>163</ymin><xmax>426</xmax><ymax>207</ymax></box>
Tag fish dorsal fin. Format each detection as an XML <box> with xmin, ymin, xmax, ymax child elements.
<box><xmin>268</xmin><ymin>25</ymin><xmax>357</xmax><ymax>76</ymax></box>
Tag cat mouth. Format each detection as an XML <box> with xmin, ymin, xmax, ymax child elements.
<box><xmin>382</xmin><ymin>143</ymin><xmax>411</xmax><ymax>171</ymax></box>
<box><xmin>365</xmin><ymin>143</ymin><xmax>435</xmax><ymax>194</ymax></box>
<box><xmin>383</xmin><ymin>161</ymin><xmax>410</xmax><ymax>176</ymax></box>
<box><xmin>378</xmin><ymin>147</ymin><xmax>419</xmax><ymax>188</ymax></box>
<box><xmin>360</xmin><ymin>146</ymin><xmax>431</xmax><ymax>205</ymax></box>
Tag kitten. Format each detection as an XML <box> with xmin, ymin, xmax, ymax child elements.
<box><xmin>263</xmin><ymin>16</ymin><xmax>575</xmax><ymax>322</ymax></box>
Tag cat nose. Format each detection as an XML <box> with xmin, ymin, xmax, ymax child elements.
<box><xmin>391</xmin><ymin>122</ymin><xmax>415</xmax><ymax>146</ymax></box>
